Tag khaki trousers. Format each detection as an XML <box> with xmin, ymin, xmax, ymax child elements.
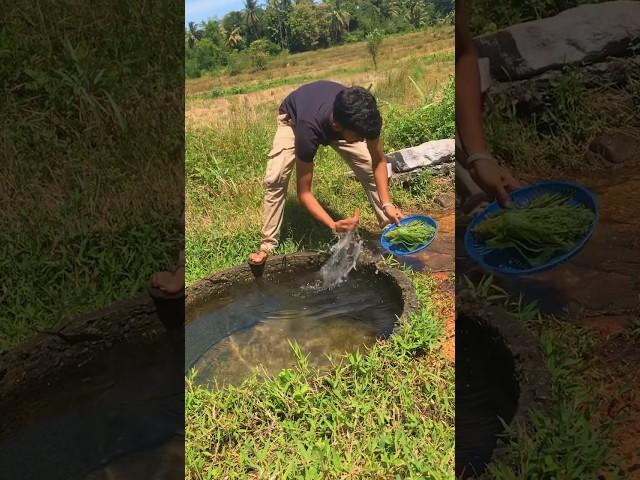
<box><xmin>259</xmin><ymin>113</ymin><xmax>387</xmax><ymax>252</ymax></box>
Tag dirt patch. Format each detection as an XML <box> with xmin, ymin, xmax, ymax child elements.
<box><xmin>581</xmin><ymin>314</ymin><xmax>633</xmax><ymax>336</ymax></box>
<box><xmin>421</xmin><ymin>208</ymin><xmax>455</xmax><ymax>362</ymax></box>
<box><xmin>433</xmin><ymin>271</ymin><xmax>455</xmax><ymax>363</ymax></box>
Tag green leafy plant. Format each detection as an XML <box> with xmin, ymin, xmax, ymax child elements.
<box><xmin>383</xmin><ymin>76</ymin><xmax>455</xmax><ymax>150</ymax></box>
<box><xmin>384</xmin><ymin>220</ymin><xmax>435</xmax><ymax>251</ymax></box>
<box><xmin>472</xmin><ymin>193</ymin><xmax>594</xmax><ymax>267</ymax></box>
<box><xmin>366</xmin><ymin>29</ymin><xmax>384</xmax><ymax>70</ymax></box>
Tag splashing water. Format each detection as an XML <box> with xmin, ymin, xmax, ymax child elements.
<box><xmin>319</xmin><ymin>231</ymin><xmax>363</xmax><ymax>289</ymax></box>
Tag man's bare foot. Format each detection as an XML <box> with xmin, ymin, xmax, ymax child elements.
<box><xmin>248</xmin><ymin>250</ymin><xmax>268</xmax><ymax>265</ymax></box>
<box><xmin>151</xmin><ymin>268</ymin><xmax>185</xmax><ymax>295</ymax></box>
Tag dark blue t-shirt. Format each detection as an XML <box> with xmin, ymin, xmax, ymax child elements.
<box><xmin>279</xmin><ymin>80</ymin><xmax>345</xmax><ymax>162</ymax></box>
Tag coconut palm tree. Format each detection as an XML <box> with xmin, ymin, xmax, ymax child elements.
<box><xmin>185</xmin><ymin>21</ymin><xmax>203</xmax><ymax>49</ymax></box>
<box><xmin>328</xmin><ymin>0</ymin><xmax>350</xmax><ymax>43</ymax></box>
<box><xmin>225</xmin><ymin>27</ymin><xmax>244</xmax><ymax>49</ymax></box>
<box><xmin>243</xmin><ymin>0</ymin><xmax>261</xmax><ymax>40</ymax></box>
<box><xmin>268</xmin><ymin>0</ymin><xmax>290</xmax><ymax>49</ymax></box>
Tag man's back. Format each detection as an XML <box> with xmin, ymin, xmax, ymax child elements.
<box><xmin>279</xmin><ymin>81</ymin><xmax>345</xmax><ymax>162</ymax></box>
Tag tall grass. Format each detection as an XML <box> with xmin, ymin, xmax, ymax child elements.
<box><xmin>383</xmin><ymin>77</ymin><xmax>455</xmax><ymax>151</ymax></box>
<box><xmin>0</xmin><ymin>0</ymin><xmax>183</xmax><ymax>350</ymax></box>
<box><xmin>485</xmin><ymin>63</ymin><xmax>640</xmax><ymax>173</ymax></box>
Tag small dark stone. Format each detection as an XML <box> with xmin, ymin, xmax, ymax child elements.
<box><xmin>589</xmin><ymin>132</ymin><xmax>640</xmax><ymax>164</ymax></box>
<box><xmin>434</xmin><ymin>194</ymin><xmax>455</xmax><ymax>209</ymax></box>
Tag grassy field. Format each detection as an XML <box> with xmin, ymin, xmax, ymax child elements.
<box><xmin>185</xmin><ymin>28</ymin><xmax>455</xmax><ymax>478</ymax></box>
<box><xmin>185</xmin><ymin>27</ymin><xmax>454</xmax><ymax>130</ymax></box>
<box><xmin>0</xmin><ymin>1</ymin><xmax>183</xmax><ymax>352</ymax></box>
<box><xmin>186</xmin><ymin>28</ymin><xmax>453</xmax><ymax>95</ymax></box>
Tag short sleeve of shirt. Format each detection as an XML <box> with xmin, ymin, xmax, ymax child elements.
<box><xmin>294</xmin><ymin>120</ymin><xmax>320</xmax><ymax>162</ymax></box>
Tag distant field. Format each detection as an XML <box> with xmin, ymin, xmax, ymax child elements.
<box><xmin>186</xmin><ymin>28</ymin><xmax>452</xmax><ymax>95</ymax></box>
<box><xmin>186</xmin><ymin>28</ymin><xmax>454</xmax><ymax>129</ymax></box>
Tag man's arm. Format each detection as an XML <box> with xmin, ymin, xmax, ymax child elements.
<box><xmin>367</xmin><ymin>137</ymin><xmax>403</xmax><ymax>225</ymax></box>
<box><xmin>296</xmin><ymin>159</ymin><xmax>359</xmax><ymax>232</ymax></box>
<box><xmin>456</xmin><ymin>0</ymin><xmax>520</xmax><ymax>205</ymax></box>
<box><xmin>455</xmin><ymin>0</ymin><xmax>487</xmax><ymax>156</ymax></box>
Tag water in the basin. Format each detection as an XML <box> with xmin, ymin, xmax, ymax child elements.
<box><xmin>0</xmin><ymin>332</ymin><xmax>184</xmax><ymax>480</ymax></box>
<box><xmin>82</xmin><ymin>437</ymin><xmax>183</xmax><ymax>480</ymax></box>
<box><xmin>456</xmin><ymin>315</ymin><xmax>519</xmax><ymax>478</ymax></box>
<box><xmin>186</xmin><ymin>270</ymin><xmax>401</xmax><ymax>387</ymax></box>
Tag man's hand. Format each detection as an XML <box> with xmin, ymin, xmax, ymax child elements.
<box><xmin>333</xmin><ymin>208</ymin><xmax>360</xmax><ymax>233</ymax></box>
<box><xmin>383</xmin><ymin>204</ymin><xmax>404</xmax><ymax>226</ymax></box>
<box><xmin>469</xmin><ymin>158</ymin><xmax>521</xmax><ymax>207</ymax></box>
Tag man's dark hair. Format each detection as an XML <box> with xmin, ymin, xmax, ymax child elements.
<box><xmin>333</xmin><ymin>86</ymin><xmax>382</xmax><ymax>139</ymax></box>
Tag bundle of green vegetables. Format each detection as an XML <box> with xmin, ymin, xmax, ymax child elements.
<box><xmin>472</xmin><ymin>192</ymin><xmax>594</xmax><ymax>267</ymax></box>
<box><xmin>384</xmin><ymin>220</ymin><xmax>436</xmax><ymax>251</ymax></box>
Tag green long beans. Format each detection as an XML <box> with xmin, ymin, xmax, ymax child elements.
<box><xmin>472</xmin><ymin>193</ymin><xmax>594</xmax><ymax>267</ymax></box>
<box><xmin>384</xmin><ymin>220</ymin><xmax>436</xmax><ymax>251</ymax></box>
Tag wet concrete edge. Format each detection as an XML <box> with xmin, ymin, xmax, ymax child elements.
<box><xmin>186</xmin><ymin>251</ymin><xmax>420</xmax><ymax>330</ymax></box>
<box><xmin>0</xmin><ymin>294</ymin><xmax>166</xmax><ymax>423</ymax></box>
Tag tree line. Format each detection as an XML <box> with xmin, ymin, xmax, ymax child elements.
<box><xmin>186</xmin><ymin>0</ymin><xmax>453</xmax><ymax>78</ymax></box>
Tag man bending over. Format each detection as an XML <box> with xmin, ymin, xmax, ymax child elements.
<box><xmin>249</xmin><ymin>81</ymin><xmax>404</xmax><ymax>265</ymax></box>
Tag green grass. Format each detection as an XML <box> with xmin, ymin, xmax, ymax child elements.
<box><xmin>0</xmin><ymin>221</ymin><xmax>177</xmax><ymax>350</ymax></box>
<box><xmin>185</xmin><ymin>270</ymin><xmax>454</xmax><ymax>479</ymax></box>
<box><xmin>382</xmin><ymin>76</ymin><xmax>454</xmax><ymax>151</ymax></box>
<box><xmin>0</xmin><ymin>0</ymin><xmax>183</xmax><ymax>351</ymax></box>
<box><xmin>485</xmin><ymin>63</ymin><xmax>640</xmax><ymax>173</ymax></box>
<box><xmin>459</xmin><ymin>276</ymin><xmax>624</xmax><ymax>479</ymax></box>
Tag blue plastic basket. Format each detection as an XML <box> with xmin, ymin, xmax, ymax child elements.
<box><xmin>380</xmin><ymin>215</ymin><xmax>438</xmax><ymax>256</ymax></box>
<box><xmin>464</xmin><ymin>181</ymin><xmax>599</xmax><ymax>275</ymax></box>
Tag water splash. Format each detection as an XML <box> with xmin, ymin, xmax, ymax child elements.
<box><xmin>319</xmin><ymin>231</ymin><xmax>363</xmax><ymax>289</ymax></box>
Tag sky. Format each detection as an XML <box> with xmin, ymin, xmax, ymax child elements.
<box><xmin>186</xmin><ymin>0</ymin><xmax>247</xmax><ymax>25</ymax></box>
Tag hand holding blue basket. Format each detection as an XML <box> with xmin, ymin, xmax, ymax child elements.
<box><xmin>464</xmin><ymin>181</ymin><xmax>599</xmax><ymax>275</ymax></box>
<box><xmin>380</xmin><ymin>215</ymin><xmax>439</xmax><ymax>256</ymax></box>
